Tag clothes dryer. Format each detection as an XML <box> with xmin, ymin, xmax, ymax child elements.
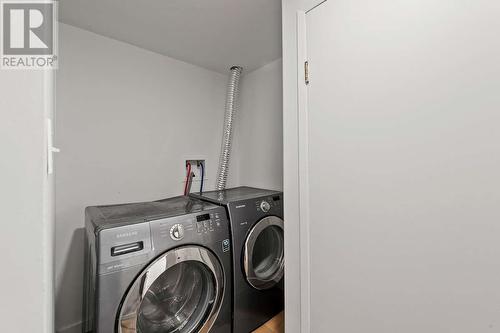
<box><xmin>192</xmin><ymin>187</ymin><xmax>284</xmax><ymax>333</ymax></box>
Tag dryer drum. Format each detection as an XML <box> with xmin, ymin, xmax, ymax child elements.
<box><xmin>243</xmin><ymin>216</ymin><xmax>285</xmax><ymax>290</ymax></box>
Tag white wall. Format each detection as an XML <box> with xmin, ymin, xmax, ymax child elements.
<box><xmin>0</xmin><ymin>71</ymin><xmax>54</xmax><ymax>332</ymax></box>
<box><xmin>55</xmin><ymin>24</ymin><xmax>230</xmax><ymax>333</ymax></box>
<box><xmin>236</xmin><ymin>59</ymin><xmax>283</xmax><ymax>190</ymax></box>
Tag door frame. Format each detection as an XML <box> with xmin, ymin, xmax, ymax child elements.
<box><xmin>43</xmin><ymin>68</ymin><xmax>56</xmax><ymax>333</ymax></box>
<box><xmin>282</xmin><ymin>1</ymin><xmax>327</xmax><ymax>333</ymax></box>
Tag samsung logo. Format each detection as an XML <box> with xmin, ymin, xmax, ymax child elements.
<box><xmin>116</xmin><ymin>231</ymin><xmax>138</xmax><ymax>239</ymax></box>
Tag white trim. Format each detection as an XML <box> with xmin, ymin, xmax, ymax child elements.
<box><xmin>282</xmin><ymin>1</ymin><xmax>327</xmax><ymax>332</ymax></box>
<box><xmin>296</xmin><ymin>10</ymin><xmax>311</xmax><ymax>333</ymax></box>
<box><xmin>43</xmin><ymin>68</ymin><xmax>55</xmax><ymax>333</ymax></box>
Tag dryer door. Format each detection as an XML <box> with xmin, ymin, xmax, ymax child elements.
<box><xmin>118</xmin><ymin>246</ymin><xmax>224</xmax><ymax>333</ymax></box>
<box><xmin>243</xmin><ymin>216</ymin><xmax>284</xmax><ymax>290</ymax></box>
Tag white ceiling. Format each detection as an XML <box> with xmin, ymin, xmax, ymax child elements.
<box><xmin>59</xmin><ymin>0</ymin><xmax>282</xmax><ymax>74</ymax></box>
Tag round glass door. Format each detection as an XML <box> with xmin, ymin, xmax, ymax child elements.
<box><xmin>118</xmin><ymin>246</ymin><xmax>224</xmax><ymax>333</ymax></box>
<box><xmin>243</xmin><ymin>216</ymin><xmax>284</xmax><ymax>290</ymax></box>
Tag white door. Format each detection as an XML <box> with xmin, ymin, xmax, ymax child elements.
<box><xmin>302</xmin><ymin>1</ymin><xmax>500</xmax><ymax>332</ymax></box>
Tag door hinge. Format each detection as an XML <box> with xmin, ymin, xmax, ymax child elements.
<box><xmin>304</xmin><ymin>61</ymin><xmax>310</xmax><ymax>85</ymax></box>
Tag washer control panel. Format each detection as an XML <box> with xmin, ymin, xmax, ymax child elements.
<box><xmin>151</xmin><ymin>209</ymin><xmax>225</xmax><ymax>244</ymax></box>
<box><xmin>169</xmin><ymin>224</ymin><xmax>185</xmax><ymax>241</ymax></box>
<box><xmin>194</xmin><ymin>212</ymin><xmax>222</xmax><ymax>234</ymax></box>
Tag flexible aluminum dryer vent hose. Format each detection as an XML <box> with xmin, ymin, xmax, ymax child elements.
<box><xmin>216</xmin><ymin>66</ymin><xmax>243</xmax><ymax>191</ymax></box>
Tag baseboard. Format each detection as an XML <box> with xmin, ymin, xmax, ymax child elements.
<box><xmin>57</xmin><ymin>321</ymin><xmax>82</xmax><ymax>333</ymax></box>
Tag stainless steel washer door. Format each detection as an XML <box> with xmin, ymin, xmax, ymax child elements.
<box><xmin>118</xmin><ymin>246</ymin><xmax>224</xmax><ymax>333</ymax></box>
<box><xmin>243</xmin><ymin>216</ymin><xmax>284</xmax><ymax>290</ymax></box>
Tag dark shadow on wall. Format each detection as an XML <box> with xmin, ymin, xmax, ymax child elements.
<box><xmin>56</xmin><ymin>228</ymin><xmax>85</xmax><ymax>333</ymax></box>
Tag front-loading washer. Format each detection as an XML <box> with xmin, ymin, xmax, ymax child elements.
<box><xmin>191</xmin><ymin>186</ymin><xmax>284</xmax><ymax>333</ymax></box>
<box><xmin>83</xmin><ymin>196</ymin><xmax>232</xmax><ymax>333</ymax></box>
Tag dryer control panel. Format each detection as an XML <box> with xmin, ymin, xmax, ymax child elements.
<box><xmin>255</xmin><ymin>195</ymin><xmax>282</xmax><ymax>213</ymax></box>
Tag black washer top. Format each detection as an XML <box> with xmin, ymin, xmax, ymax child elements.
<box><xmin>191</xmin><ymin>186</ymin><xmax>281</xmax><ymax>205</ymax></box>
<box><xmin>86</xmin><ymin>196</ymin><xmax>219</xmax><ymax>231</ymax></box>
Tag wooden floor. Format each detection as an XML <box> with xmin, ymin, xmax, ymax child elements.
<box><xmin>252</xmin><ymin>312</ymin><xmax>284</xmax><ymax>333</ymax></box>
